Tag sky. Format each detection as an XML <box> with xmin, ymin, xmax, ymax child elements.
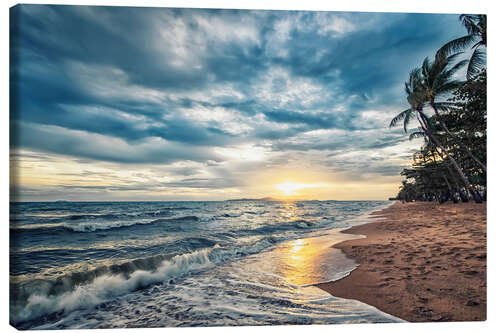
<box><xmin>9</xmin><ymin>5</ymin><xmax>467</xmax><ymax>201</ymax></box>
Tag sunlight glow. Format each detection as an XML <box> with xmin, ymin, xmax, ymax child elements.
<box><xmin>290</xmin><ymin>239</ymin><xmax>306</xmax><ymax>253</ymax></box>
<box><xmin>275</xmin><ymin>182</ymin><xmax>325</xmax><ymax>196</ymax></box>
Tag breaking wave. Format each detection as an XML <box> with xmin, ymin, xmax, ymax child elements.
<box><xmin>11</xmin><ymin>216</ymin><xmax>201</xmax><ymax>234</ymax></box>
<box><xmin>11</xmin><ymin>247</ymin><xmax>218</xmax><ymax>324</ymax></box>
<box><xmin>10</xmin><ymin>235</ymin><xmax>280</xmax><ymax>325</ymax></box>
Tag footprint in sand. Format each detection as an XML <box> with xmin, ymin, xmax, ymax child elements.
<box><xmin>466</xmin><ymin>300</ymin><xmax>480</xmax><ymax>306</ymax></box>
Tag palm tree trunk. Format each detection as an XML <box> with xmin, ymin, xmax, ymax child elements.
<box><xmin>434</xmin><ymin>149</ymin><xmax>463</xmax><ymax>202</ymax></box>
<box><xmin>417</xmin><ymin>111</ymin><xmax>482</xmax><ymax>203</ymax></box>
<box><xmin>440</xmin><ymin>175</ymin><xmax>452</xmax><ymax>203</ymax></box>
<box><xmin>431</xmin><ymin>143</ymin><xmax>470</xmax><ymax>202</ymax></box>
<box><xmin>430</xmin><ymin>103</ymin><xmax>487</xmax><ymax>173</ymax></box>
<box><xmin>429</xmin><ymin>148</ymin><xmax>455</xmax><ymax>203</ymax></box>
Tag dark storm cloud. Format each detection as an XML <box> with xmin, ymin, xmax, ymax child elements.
<box><xmin>10</xmin><ymin>5</ymin><xmax>464</xmax><ymax>169</ymax></box>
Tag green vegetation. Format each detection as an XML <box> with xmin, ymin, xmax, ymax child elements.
<box><xmin>390</xmin><ymin>14</ymin><xmax>486</xmax><ymax>203</ymax></box>
<box><xmin>438</xmin><ymin>15</ymin><xmax>486</xmax><ymax>80</ymax></box>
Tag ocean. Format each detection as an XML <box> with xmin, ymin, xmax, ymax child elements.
<box><xmin>10</xmin><ymin>200</ymin><xmax>402</xmax><ymax>329</ymax></box>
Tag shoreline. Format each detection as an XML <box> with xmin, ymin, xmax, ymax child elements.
<box><xmin>316</xmin><ymin>201</ymin><xmax>486</xmax><ymax>322</ymax></box>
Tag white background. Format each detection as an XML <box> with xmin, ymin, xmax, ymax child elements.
<box><xmin>2</xmin><ymin>1</ymin><xmax>498</xmax><ymax>332</ymax></box>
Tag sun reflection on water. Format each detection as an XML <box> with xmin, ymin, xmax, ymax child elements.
<box><xmin>280</xmin><ymin>238</ymin><xmax>326</xmax><ymax>286</ymax></box>
<box><xmin>270</xmin><ymin>201</ymin><xmax>359</xmax><ymax>287</ymax></box>
<box><xmin>290</xmin><ymin>239</ymin><xmax>305</xmax><ymax>253</ymax></box>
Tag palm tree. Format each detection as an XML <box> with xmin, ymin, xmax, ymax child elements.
<box><xmin>411</xmin><ymin>134</ymin><xmax>462</xmax><ymax>203</ymax></box>
<box><xmin>390</xmin><ymin>68</ymin><xmax>482</xmax><ymax>203</ymax></box>
<box><xmin>437</xmin><ymin>14</ymin><xmax>486</xmax><ymax>80</ymax></box>
<box><xmin>420</xmin><ymin>54</ymin><xmax>487</xmax><ymax>172</ymax></box>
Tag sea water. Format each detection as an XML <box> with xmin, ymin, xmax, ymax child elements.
<box><xmin>10</xmin><ymin>200</ymin><xmax>402</xmax><ymax>329</ymax></box>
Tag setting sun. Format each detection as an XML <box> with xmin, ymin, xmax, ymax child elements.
<box><xmin>275</xmin><ymin>182</ymin><xmax>325</xmax><ymax>196</ymax></box>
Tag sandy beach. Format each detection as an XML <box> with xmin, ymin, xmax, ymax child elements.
<box><xmin>317</xmin><ymin>201</ymin><xmax>486</xmax><ymax>322</ymax></box>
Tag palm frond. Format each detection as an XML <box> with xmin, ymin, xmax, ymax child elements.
<box><xmin>459</xmin><ymin>14</ymin><xmax>482</xmax><ymax>35</ymax></box>
<box><xmin>390</xmin><ymin>109</ymin><xmax>408</xmax><ymax>128</ymax></box>
<box><xmin>435</xmin><ymin>80</ymin><xmax>463</xmax><ymax>95</ymax></box>
<box><xmin>433</xmin><ymin>101</ymin><xmax>457</xmax><ymax>108</ymax></box>
<box><xmin>430</xmin><ymin>53</ymin><xmax>464</xmax><ymax>89</ymax></box>
<box><xmin>404</xmin><ymin>68</ymin><xmax>423</xmax><ymax>97</ymax></box>
<box><xmin>445</xmin><ymin>51</ymin><xmax>464</xmax><ymax>64</ymax></box>
<box><xmin>390</xmin><ymin>108</ymin><xmax>414</xmax><ymax>133</ymax></box>
<box><xmin>467</xmin><ymin>47</ymin><xmax>486</xmax><ymax>80</ymax></box>
<box><xmin>437</xmin><ymin>35</ymin><xmax>476</xmax><ymax>58</ymax></box>
<box><xmin>403</xmin><ymin>108</ymin><xmax>415</xmax><ymax>133</ymax></box>
<box><xmin>432</xmin><ymin>102</ymin><xmax>460</xmax><ymax>113</ymax></box>
<box><xmin>409</xmin><ymin>131</ymin><xmax>425</xmax><ymax>141</ymax></box>
<box><xmin>422</xmin><ymin>57</ymin><xmax>431</xmax><ymax>79</ymax></box>
<box><xmin>404</xmin><ymin>81</ymin><xmax>412</xmax><ymax>96</ymax></box>
<box><xmin>478</xmin><ymin>15</ymin><xmax>486</xmax><ymax>43</ymax></box>
<box><xmin>447</xmin><ymin>59</ymin><xmax>468</xmax><ymax>77</ymax></box>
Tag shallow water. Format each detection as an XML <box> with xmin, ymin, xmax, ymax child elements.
<box><xmin>10</xmin><ymin>200</ymin><xmax>402</xmax><ymax>328</ymax></box>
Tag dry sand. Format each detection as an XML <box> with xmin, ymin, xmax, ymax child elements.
<box><xmin>316</xmin><ymin>201</ymin><xmax>486</xmax><ymax>322</ymax></box>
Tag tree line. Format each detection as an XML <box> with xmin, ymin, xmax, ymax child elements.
<box><xmin>390</xmin><ymin>14</ymin><xmax>486</xmax><ymax>204</ymax></box>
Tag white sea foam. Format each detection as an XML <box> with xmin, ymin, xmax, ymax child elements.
<box><xmin>64</xmin><ymin>219</ymin><xmax>152</xmax><ymax>232</ymax></box>
<box><xmin>11</xmin><ymin>236</ymin><xmax>283</xmax><ymax>325</ymax></box>
<box><xmin>12</xmin><ymin>246</ymin><xmax>218</xmax><ymax>324</ymax></box>
<box><xmin>28</xmin><ymin>239</ymin><xmax>403</xmax><ymax>329</ymax></box>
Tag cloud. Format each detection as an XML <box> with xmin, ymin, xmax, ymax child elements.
<box><xmin>12</xmin><ymin>122</ymin><xmax>222</xmax><ymax>164</ymax></box>
<box><xmin>10</xmin><ymin>5</ymin><xmax>466</xmax><ymax>199</ymax></box>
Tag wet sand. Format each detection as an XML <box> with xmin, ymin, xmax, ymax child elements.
<box><xmin>317</xmin><ymin>201</ymin><xmax>486</xmax><ymax>322</ymax></box>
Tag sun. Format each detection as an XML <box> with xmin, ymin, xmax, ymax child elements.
<box><xmin>275</xmin><ymin>181</ymin><xmax>329</xmax><ymax>197</ymax></box>
<box><xmin>276</xmin><ymin>182</ymin><xmax>316</xmax><ymax>196</ymax></box>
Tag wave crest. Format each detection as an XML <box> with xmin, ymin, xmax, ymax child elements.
<box><xmin>11</xmin><ymin>216</ymin><xmax>200</xmax><ymax>234</ymax></box>
<box><xmin>11</xmin><ymin>246</ymin><xmax>217</xmax><ymax>324</ymax></box>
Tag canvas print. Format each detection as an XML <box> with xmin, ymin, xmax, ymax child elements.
<box><xmin>9</xmin><ymin>4</ymin><xmax>486</xmax><ymax>329</ymax></box>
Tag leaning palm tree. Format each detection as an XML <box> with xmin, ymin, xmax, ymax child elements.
<box><xmin>410</xmin><ymin>131</ymin><xmax>463</xmax><ymax>203</ymax></box>
<box><xmin>420</xmin><ymin>54</ymin><xmax>487</xmax><ymax>172</ymax></box>
<box><xmin>437</xmin><ymin>14</ymin><xmax>486</xmax><ymax>80</ymax></box>
<box><xmin>390</xmin><ymin>68</ymin><xmax>482</xmax><ymax>203</ymax></box>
